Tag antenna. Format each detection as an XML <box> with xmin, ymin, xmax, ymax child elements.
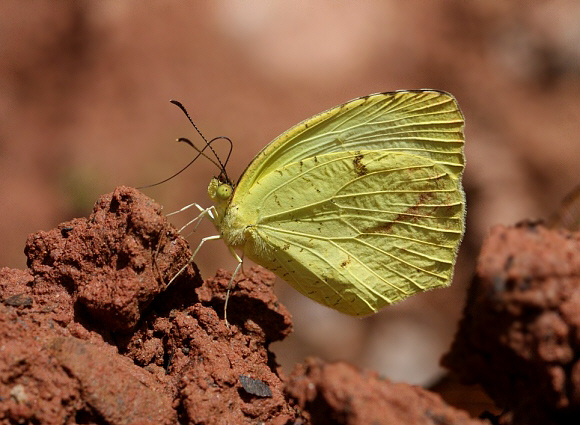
<box><xmin>170</xmin><ymin>100</ymin><xmax>231</xmax><ymax>180</ymax></box>
<box><xmin>138</xmin><ymin>100</ymin><xmax>233</xmax><ymax>189</ymax></box>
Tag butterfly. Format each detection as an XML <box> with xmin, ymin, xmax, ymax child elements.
<box><xmin>173</xmin><ymin>90</ymin><xmax>465</xmax><ymax>318</ymax></box>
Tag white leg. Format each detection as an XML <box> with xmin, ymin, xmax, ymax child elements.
<box><xmin>177</xmin><ymin>205</ymin><xmax>217</xmax><ymax>234</ymax></box>
<box><xmin>166</xmin><ymin>202</ymin><xmax>208</xmax><ymax>217</ymax></box>
<box><xmin>167</xmin><ymin>234</ymin><xmax>222</xmax><ymax>286</ymax></box>
<box><xmin>165</xmin><ymin>203</ymin><xmax>242</xmax><ymax>327</ymax></box>
<box><xmin>223</xmin><ymin>247</ymin><xmax>243</xmax><ymax>326</ymax></box>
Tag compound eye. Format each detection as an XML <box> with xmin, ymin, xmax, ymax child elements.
<box><xmin>216</xmin><ymin>184</ymin><xmax>233</xmax><ymax>200</ymax></box>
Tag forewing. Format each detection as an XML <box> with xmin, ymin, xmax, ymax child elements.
<box><xmin>236</xmin><ymin>150</ymin><xmax>465</xmax><ymax>315</ymax></box>
<box><xmin>235</xmin><ymin>90</ymin><xmax>465</xmax><ymax>197</ymax></box>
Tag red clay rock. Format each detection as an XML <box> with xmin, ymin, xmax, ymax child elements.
<box><xmin>50</xmin><ymin>336</ymin><xmax>175</xmax><ymax>425</ymax></box>
<box><xmin>174</xmin><ymin>304</ymin><xmax>294</xmax><ymax>424</ymax></box>
<box><xmin>197</xmin><ymin>268</ymin><xmax>294</xmax><ymax>342</ymax></box>
<box><xmin>24</xmin><ymin>186</ymin><xmax>196</xmax><ymax>331</ymax></box>
<box><xmin>120</xmin><ymin>269</ymin><xmax>296</xmax><ymax>425</ymax></box>
<box><xmin>0</xmin><ymin>269</ymin><xmax>81</xmax><ymax>425</ymax></box>
<box><xmin>286</xmin><ymin>358</ymin><xmax>487</xmax><ymax>425</ymax></box>
<box><xmin>443</xmin><ymin>223</ymin><xmax>580</xmax><ymax>424</ymax></box>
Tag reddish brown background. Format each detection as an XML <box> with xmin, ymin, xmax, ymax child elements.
<box><xmin>1</xmin><ymin>1</ymin><xmax>579</xmax><ymax>390</ymax></box>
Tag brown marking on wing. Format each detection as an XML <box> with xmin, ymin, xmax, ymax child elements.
<box><xmin>353</xmin><ymin>154</ymin><xmax>367</xmax><ymax>177</ymax></box>
<box><xmin>340</xmin><ymin>256</ymin><xmax>352</xmax><ymax>268</ymax></box>
<box><xmin>367</xmin><ymin>192</ymin><xmax>436</xmax><ymax>234</ymax></box>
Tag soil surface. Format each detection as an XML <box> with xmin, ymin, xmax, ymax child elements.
<box><xmin>0</xmin><ymin>187</ymin><xmax>490</xmax><ymax>425</ymax></box>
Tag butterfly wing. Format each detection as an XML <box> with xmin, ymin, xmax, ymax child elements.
<box><xmin>224</xmin><ymin>149</ymin><xmax>464</xmax><ymax>315</ymax></box>
<box><xmin>218</xmin><ymin>90</ymin><xmax>465</xmax><ymax>315</ymax></box>
<box><xmin>234</xmin><ymin>90</ymin><xmax>465</xmax><ymax>198</ymax></box>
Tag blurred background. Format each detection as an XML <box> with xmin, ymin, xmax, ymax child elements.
<box><xmin>1</xmin><ymin>0</ymin><xmax>579</xmax><ymax>410</ymax></box>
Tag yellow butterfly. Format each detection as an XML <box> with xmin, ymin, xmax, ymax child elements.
<box><xmin>174</xmin><ymin>90</ymin><xmax>465</xmax><ymax>319</ymax></box>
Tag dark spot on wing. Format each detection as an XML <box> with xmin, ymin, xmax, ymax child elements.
<box><xmin>340</xmin><ymin>256</ymin><xmax>352</xmax><ymax>268</ymax></box>
<box><xmin>353</xmin><ymin>154</ymin><xmax>367</xmax><ymax>177</ymax></box>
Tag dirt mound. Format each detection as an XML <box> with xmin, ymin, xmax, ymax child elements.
<box><xmin>9</xmin><ymin>186</ymin><xmax>578</xmax><ymax>424</ymax></box>
<box><xmin>444</xmin><ymin>223</ymin><xmax>580</xmax><ymax>424</ymax></box>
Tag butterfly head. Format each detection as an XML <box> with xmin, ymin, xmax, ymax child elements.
<box><xmin>208</xmin><ymin>175</ymin><xmax>235</xmax><ymax>222</ymax></box>
<box><xmin>209</xmin><ymin>178</ymin><xmax>233</xmax><ymax>200</ymax></box>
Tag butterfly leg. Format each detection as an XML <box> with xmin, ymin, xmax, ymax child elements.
<box><xmin>165</xmin><ymin>203</ymin><xmax>242</xmax><ymax>326</ymax></box>
<box><xmin>223</xmin><ymin>248</ymin><xmax>243</xmax><ymax>326</ymax></box>
<box><xmin>166</xmin><ymin>203</ymin><xmax>217</xmax><ymax>233</ymax></box>
<box><xmin>177</xmin><ymin>205</ymin><xmax>217</xmax><ymax>234</ymax></box>
<box><xmin>163</xmin><ymin>204</ymin><xmax>219</xmax><ymax>285</ymax></box>
<box><xmin>167</xmin><ymin>201</ymin><xmax>210</xmax><ymax>216</ymax></box>
<box><xmin>167</xmin><ymin>234</ymin><xmax>222</xmax><ymax>287</ymax></box>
